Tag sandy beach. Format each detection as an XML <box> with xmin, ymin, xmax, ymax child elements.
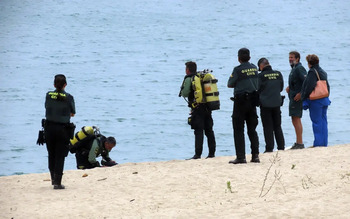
<box><xmin>1</xmin><ymin>144</ymin><xmax>349</xmax><ymax>218</ymax></box>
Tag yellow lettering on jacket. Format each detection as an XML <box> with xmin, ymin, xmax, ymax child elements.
<box><xmin>264</xmin><ymin>73</ymin><xmax>279</xmax><ymax>80</ymax></box>
<box><xmin>241</xmin><ymin>68</ymin><xmax>257</xmax><ymax>76</ymax></box>
<box><xmin>48</xmin><ymin>92</ymin><xmax>66</xmax><ymax>100</ymax></box>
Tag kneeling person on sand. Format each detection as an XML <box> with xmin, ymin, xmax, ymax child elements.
<box><xmin>75</xmin><ymin>135</ymin><xmax>117</xmax><ymax>169</ymax></box>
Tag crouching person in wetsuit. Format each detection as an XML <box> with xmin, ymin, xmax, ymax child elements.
<box><xmin>75</xmin><ymin>136</ymin><xmax>117</xmax><ymax>169</ymax></box>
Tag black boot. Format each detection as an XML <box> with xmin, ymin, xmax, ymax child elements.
<box><xmin>251</xmin><ymin>154</ymin><xmax>260</xmax><ymax>163</ymax></box>
<box><xmin>229</xmin><ymin>158</ymin><xmax>247</xmax><ymax>164</ymax></box>
<box><xmin>186</xmin><ymin>155</ymin><xmax>201</xmax><ymax>160</ymax></box>
<box><xmin>206</xmin><ymin>154</ymin><xmax>215</xmax><ymax>159</ymax></box>
<box><xmin>53</xmin><ymin>174</ymin><xmax>65</xmax><ymax>190</ymax></box>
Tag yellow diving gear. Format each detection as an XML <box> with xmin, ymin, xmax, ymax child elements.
<box><xmin>70</xmin><ymin>126</ymin><xmax>99</xmax><ymax>146</ymax></box>
<box><xmin>191</xmin><ymin>69</ymin><xmax>220</xmax><ymax>110</ymax></box>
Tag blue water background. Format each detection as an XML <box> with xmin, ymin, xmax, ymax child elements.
<box><xmin>1</xmin><ymin>0</ymin><xmax>349</xmax><ymax>176</ymax></box>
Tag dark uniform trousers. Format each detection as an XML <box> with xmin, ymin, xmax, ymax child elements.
<box><xmin>260</xmin><ymin>107</ymin><xmax>285</xmax><ymax>151</ymax></box>
<box><xmin>75</xmin><ymin>138</ymin><xmax>98</xmax><ymax>169</ymax></box>
<box><xmin>232</xmin><ymin>97</ymin><xmax>259</xmax><ymax>159</ymax></box>
<box><xmin>191</xmin><ymin>105</ymin><xmax>216</xmax><ymax>156</ymax></box>
<box><xmin>45</xmin><ymin>122</ymin><xmax>70</xmax><ymax>177</ymax></box>
<box><xmin>75</xmin><ymin>150</ymin><xmax>95</xmax><ymax>169</ymax></box>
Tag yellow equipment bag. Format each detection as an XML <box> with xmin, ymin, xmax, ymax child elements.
<box><xmin>191</xmin><ymin>69</ymin><xmax>220</xmax><ymax>110</ymax></box>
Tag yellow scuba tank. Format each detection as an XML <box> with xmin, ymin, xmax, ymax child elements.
<box><xmin>191</xmin><ymin>69</ymin><xmax>220</xmax><ymax>110</ymax></box>
<box><xmin>191</xmin><ymin>74</ymin><xmax>206</xmax><ymax>108</ymax></box>
<box><xmin>70</xmin><ymin>126</ymin><xmax>98</xmax><ymax>146</ymax></box>
<box><xmin>202</xmin><ymin>72</ymin><xmax>220</xmax><ymax>110</ymax></box>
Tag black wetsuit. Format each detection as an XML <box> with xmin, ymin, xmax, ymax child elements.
<box><xmin>180</xmin><ymin>74</ymin><xmax>216</xmax><ymax>158</ymax></box>
<box><xmin>75</xmin><ymin>136</ymin><xmax>113</xmax><ymax>169</ymax></box>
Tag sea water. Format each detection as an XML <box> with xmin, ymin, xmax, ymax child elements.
<box><xmin>0</xmin><ymin>0</ymin><xmax>349</xmax><ymax>176</ymax></box>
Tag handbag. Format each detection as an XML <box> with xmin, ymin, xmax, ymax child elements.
<box><xmin>309</xmin><ymin>69</ymin><xmax>329</xmax><ymax>100</ymax></box>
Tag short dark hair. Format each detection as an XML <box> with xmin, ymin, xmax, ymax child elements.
<box><xmin>306</xmin><ymin>54</ymin><xmax>319</xmax><ymax>66</ymax></box>
<box><xmin>185</xmin><ymin>61</ymin><xmax>197</xmax><ymax>74</ymax></box>
<box><xmin>106</xmin><ymin>136</ymin><xmax>116</xmax><ymax>146</ymax></box>
<box><xmin>54</xmin><ymin>74</ymin><xmax>67</xmax><ymax>91</ymax></box>
<box><xmin>257</xmin><ymin>58</ymin><xmax>269</xmax><ymax>71</ymax></box>
<box><xmin>238</xmin><ymin>48</ymin><xmax>250</xmax><ymax>62</ymax></box>
<box><xmin>289</xmin><ymin>51</ymin><xmax>301</xmax><ymax>60</ymax></box>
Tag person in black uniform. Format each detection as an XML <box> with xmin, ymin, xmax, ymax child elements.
<box><xmin>45</xmin><ymin>74</ymin><xmax>75</xmax><ymax>189</ymax></box>
<box><xmin>227</xmin><ymin>48</ymin><xmax>260</xmax><ymax>164</ymax></box>
<box><xmin>179</xmin><ymin>61</ymin><xmax>216</xmax><ymax>159</ymax></box>
<box><xmin>257</xmin><ymin>58</ymin><xmax>285</xmax><ymax>152</ymax></box>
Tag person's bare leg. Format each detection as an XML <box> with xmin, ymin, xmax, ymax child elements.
<box><xmin>292</xmin><ymin>116</ymin><xmax>303</xmax><ymax>144</ymax></box>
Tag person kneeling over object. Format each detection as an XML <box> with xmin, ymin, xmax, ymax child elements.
<box><xmin>75</xmin><ymin>136</ymin><xmax>117</xmax><ymax>169</ymax></box>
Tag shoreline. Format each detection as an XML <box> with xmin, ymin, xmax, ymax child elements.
<box><xmin>1</xmin><ymin>144</ymin><xmax>349</xmax><ymax>218</ymax></box>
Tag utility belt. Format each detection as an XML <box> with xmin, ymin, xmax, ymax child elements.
<box><xmin>44</xmin><ymin>119</ymin><xmax>76</xmax><ymax>139</ymax></box>
<box><xmin>231</xmin><ymin>91</ymin><xmax>259</xmax><ymax>107</ymax></box>
<box><xmin>45</xmin><ymin>120</ymin><xmax>69</xmax><ymax>126</ymax></box>
<box><xmin>37</xmin><ymin>119</ymin><xmax>75</xmax><ymax>146</ymax></box>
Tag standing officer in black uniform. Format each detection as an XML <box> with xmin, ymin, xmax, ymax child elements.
<box><xmin>179</xmin><ymin>61</ymin><xmax>216</xmax><ymax>159</ymax></box>
<box><xmin>227</xmin><ymin>48</ymin><xmax>259</xmax><ymax>164</ymax></box>
<box><xmin>257</xmin><ymin>58</ymin><xmax>285</xmax><ymax>152</ymax></box>
<box><xmin>45</xmin><ymin>74</ymin><xmax>75</xmax><ymax>189</ymax></box>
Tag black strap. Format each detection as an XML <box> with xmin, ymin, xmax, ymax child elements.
<box><xmin>81</xmin><ymin>126</ymin><xmax>90</xmax><ymax>136</ymax></box>
<box><xmin>206</xmin><ymin>92</ymin><xmax>219</xmax><ymax>96</ymax></box>
<box><xmin>203</xmin><ymin>79</ymin><xmax>218</xmax><ymax>84</ymax></box>
<box><xmin>74</xmin><ymin>132</ymin><xmax>81</xmax><ymax>141</ymax></box>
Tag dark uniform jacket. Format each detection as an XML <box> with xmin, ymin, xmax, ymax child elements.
<box><xmin>288</xmin><ymin>62</ymin><xmax>307</xmax><ymax>100</ymax></box>
<box><xmin>45</xmin><ymin>90</ymin><xmax>75</xmax><ymax>123</ymax></box>
<box><xmin>258</xmin><ymin>65</ymin><xmax>284</xmax><ymax>108</ymax></box>
<box><xmin>227</xmin><ymin>62</ymin><xmax>258</xmax><ymax>96</ymax></box>
<box><xmin>301</xmin><ymin>64</ymin><xmax>330</xmax><ymax>100</ymax></box>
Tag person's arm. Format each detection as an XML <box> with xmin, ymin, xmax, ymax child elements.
<box><xmin>298</xmin><ymin>66</ymin><xmax>307</xmax><ymax>82</ymax></box>
<box><xmin>227</xmin><ymin>69</ymin><xmax>238</xmax><ymax>88</ymax></box>
<box><xmin>294</xmin><ymin>66</ymin><xmax>307</xmax><ymax>101</ymax></box>
<box><xmin>102</xmin><ymin>151</ymin><xmax>111</xmax><ymax>162</ymax></box>
<box><xmin>70</xmin><ymin>94</ymin><xmax>76</xmax><ymax>117</ymax></box>
<box><xmin>180</xmin><ymin>77</ymin><xmax>192</xmax><ymax>97</ymax></box>
<box><xmin>256</xmin><ymin>73</ymin><xmax>262</xmax><ymax>93</ymax></box>
<box><xmin>88</xmin><ymin>140</ymin><xmax>100</xmax><ymax>166</ymax></box>
<box><xmin>301</xmin><ymin>69</ymin><xmax>317</xmax><ymax>100</ymax></box>
<box><xmin>280</xmin><ymin>72</ymin><xmax>284</xmax><ymax>92</ymax></box>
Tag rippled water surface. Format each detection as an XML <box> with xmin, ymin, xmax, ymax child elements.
<box><xmin>1</xmin><ymin>0</ymin><xmax>349</xmax><ymax>176</ymax></box>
